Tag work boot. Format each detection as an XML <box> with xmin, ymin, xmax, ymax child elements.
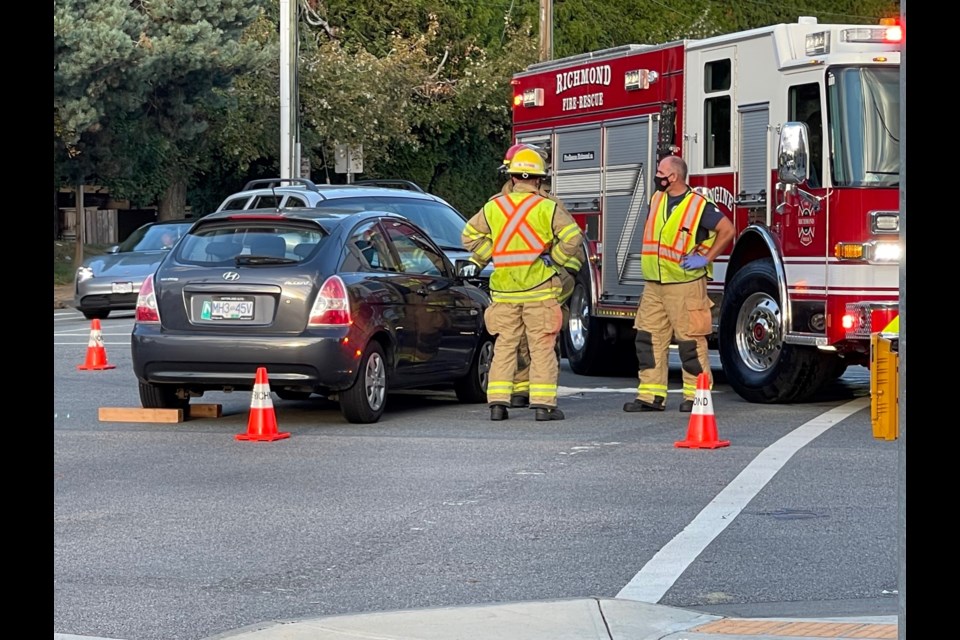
<box><xmin>535</xmin><ymin>407</ymin><xmax>565</xmax><ymax>421</ymax></box>
<box><xmin>510</xmin><ymin>394</ymin><xmax>530</xmax><ymax>408</ymax></box>
<box><xmin>679</xmin><ymin>399</ymin><xmax>694</xmax><ymax>413</ymax></box>
<box><xmin>622</xmin><ymin>397</ymin><xmax>665</xmax><ymax>412</ymax></box>
<box><xmin>490</xmin><ymin>405</ymin><xmax>509</xmax><ymax>421</ymax></box>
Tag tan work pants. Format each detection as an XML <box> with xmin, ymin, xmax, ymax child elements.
<box><xmin>513</xmin><ymin>269</ymin><xmax>574</xmax><ymax>397</ymax></box>
<box><xmin>633</xmin><ymin>278</ymin><xmax>713</xmax><ymax>405</ymax></box>
<box><xmin>486</xmin><ymin>298</ymin><xmax>562</xmax><ymax>408</ymax></box>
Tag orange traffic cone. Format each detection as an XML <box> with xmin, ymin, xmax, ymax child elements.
<box><xmin>236</xmin><ymin>367</ymin><xmax>290</xmax><ymax>442</ymax></box>
<box><xmin>675</xmin><ymin>373</ymin><xmax>729</xmax><ymax>449</ymax></box>
<box><xmin>77</xmin><ymin>319</ymin><xmax>116</xmax><ymax>371</ymax></box>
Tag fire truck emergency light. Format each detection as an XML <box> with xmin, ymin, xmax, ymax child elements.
<box><xmin>625</xmin><ymin>69</ymin><xmax>659</xmax><ymax>91</ymax></box>
<box><xmin>522</xmin><ymin>88</ymin><xmax>544</xmax><ymax>107</ymax></box>
<box><xmin>833</xmin><ymin>241</ymin><xmax>901</xmax><ymax>263</ymax></box>
<box><xmin>841</xmin><ymin>26</ymin><xmax>902</xmax><ymax>44</ymax></box>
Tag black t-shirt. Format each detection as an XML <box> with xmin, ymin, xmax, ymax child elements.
<box><xmin>666</xmin><ymin>191</ymin><xmax>724</xmax><ymax>244</ymax></box>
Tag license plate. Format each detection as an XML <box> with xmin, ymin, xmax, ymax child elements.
<box><xmin>112</xmin><ymin>282</ymin><xmax>133</xmax><ymax>294</ymax></box>
<box><xmin>201</xmin><ymin>297</ymin><xmax>255</xmax><ymax>320</ymax></box>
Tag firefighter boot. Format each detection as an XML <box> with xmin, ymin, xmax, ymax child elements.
<box><xmin>535</xmin><ymin>407</ymin><xmax>565</xmax><ymax>421</ymax></box>
<box><xmin>510</xmin><ymin>394</ymin><xmax>530</xmax><ymax>408</ymax></box>
<box><xmin>679</xmin><ymin>399</ymin><xmax>694</xmax><ymax>413</ymax></box>
<box><xmin>623</xmin><ymin>396</ymin><xmax>666</xmax><ymax>412</ymax></box>
<box><xmin>490</xmin><ymin>405</ymin><xmax>509</xmax><ymax>421</ymax></box>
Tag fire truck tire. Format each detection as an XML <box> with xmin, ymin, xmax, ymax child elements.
<box><xmin>563</xmin><ymin>269</ymin><xmax>617</xmax><ymax>375</ymax></box>
<box><xmin>718</xmin><ymin>258</ymin><xmax>832</xmax><ymax>403</ymax></box>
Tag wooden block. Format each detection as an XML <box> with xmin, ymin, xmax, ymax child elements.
<box><xmin>188</xmin><ymin>404</ymin><xmax>223</xmax><ymax>419</ymax></box>
<box><xmin>99</xmin><ymin>407</ymin><xmax>184</xmax><ymax>423</ymax></box>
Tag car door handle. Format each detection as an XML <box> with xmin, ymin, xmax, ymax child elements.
<box><xmin>416</xmin><ymin>288</ymin><xmax>429</xmax><ymax>296</ymax></box>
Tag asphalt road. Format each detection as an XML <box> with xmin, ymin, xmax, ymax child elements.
<box><xmin>54</xmin><ymin>307</ymin><xmax>898</xmax><ymax>640</ymax></box>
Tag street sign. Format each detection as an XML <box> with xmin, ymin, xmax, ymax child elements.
<box><xmin>335</xmin><ymin>144</ymin><xmax>363</xmax><ymax>174</ymax></box>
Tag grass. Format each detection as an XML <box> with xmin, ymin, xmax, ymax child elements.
<box><xmin>54</xmin><ymin>241</ymin><xmax>111</xmax><ymax>285</ymax></box>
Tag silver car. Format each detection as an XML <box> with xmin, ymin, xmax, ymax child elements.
<box><xmin>73</xmin><ymin>220</ymin><xmax>194</xmax><ymax>319</ymax></box>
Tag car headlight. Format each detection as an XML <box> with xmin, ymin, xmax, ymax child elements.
<box><xmin>76</xmin><ymin>266</ymin><xmax>94</xmax><ymax>283</ymax></box>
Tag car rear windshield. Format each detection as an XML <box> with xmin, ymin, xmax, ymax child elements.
<box><xmin>174</xmin><ymin>223</ymin><xmax>327</xmax><ymax>266</ymax></box>
<box><xmin>312</xmin><ymin>196</ymin><xmax>467</xmax><ymax>249</ymax></box>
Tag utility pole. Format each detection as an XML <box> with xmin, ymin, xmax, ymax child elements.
<box><xmin>539</xmin><ymin>0</ymin><xmax>553</xmax><ymax>61</ymax></box>
<box><xmin>279</xmin><ymin>0</ymin><xmax>299</xmax><ymax>179</ymax></box>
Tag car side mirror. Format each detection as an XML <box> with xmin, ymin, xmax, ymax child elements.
<box><xmin>455</xmin><ymin>259</ymin><xmax>480</xmax><ymax>279</ymax></box>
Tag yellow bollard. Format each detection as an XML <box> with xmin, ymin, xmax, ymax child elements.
<box><xmin>870</xmin><ymin>332</ymin><xmax>899</xmax><ymax>440</ymax></box>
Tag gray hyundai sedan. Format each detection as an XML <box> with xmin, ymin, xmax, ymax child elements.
<box><xmin>130</xmin><ymin>207</ymin><xmax>494</xmax><ymax>424</ymax></box>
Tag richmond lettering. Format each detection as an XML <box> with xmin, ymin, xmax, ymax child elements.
<box><xmin>556</xmin><ymin>65</ymin><xmax>612</xmax><ymax>95</ymax></box>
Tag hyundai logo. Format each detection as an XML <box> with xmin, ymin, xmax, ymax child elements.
<box><xmin>222</xmin><ymin>272</ymin><xmax>240</xmax><ymax>281</ymax></box>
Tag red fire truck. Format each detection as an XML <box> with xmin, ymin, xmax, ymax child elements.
<box><xmin>510</xmin><ymin>16</ymin><xmax>902</xmax><ymax>404</ymax></box>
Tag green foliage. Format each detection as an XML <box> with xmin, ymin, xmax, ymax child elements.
<box><xmin>56</xmin><ymin>0</ymin><xmax>901</xmax><ymax>217</ymax></box>
<box><xmin>54</xmin><ymin>0</ymin><xmax>272</xmax><ymax>211</ymax></box>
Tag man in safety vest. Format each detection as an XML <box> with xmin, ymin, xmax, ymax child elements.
<box><xmin>463</xmin><ymin>147</ymin><xmax>584</xmax><ymax>421</ymax></box>
<box><xmin>624</xmin><ymin>155</ymin><xmax>735</xmax><ymax>413</ymax></box>
<box><xmin>493</xmin><ymin>143</ymin><xmax>585</xmax><ymax>409</ymax></box>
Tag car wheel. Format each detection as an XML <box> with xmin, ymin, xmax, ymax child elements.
<box><xmin>275</xmin><ymin>390</ymin><xmax>313</xmax><ymax>401</ymax></box>
<box><xmin>138</xmin><ymin>381</ymin><xmax>189</xmax><ymax>410</ymax></box>
<box><xmin>82</xmin><ymin>309</ymin><xmax>110</xmax><ymax>320</ymax></box>
<box><xmin>718</xmin><ymin>259</ymin><xmax>832</xmax><ymax>403</ymax></box>
<box><xmin>340</xmin><ymin>341</ymin><xmax>387</xmax><ymax>424</ymax></box>
<box><xmin>455</xmin><ymin>333</ymin><xmax>494</xmax><ymax>403</ymax></box>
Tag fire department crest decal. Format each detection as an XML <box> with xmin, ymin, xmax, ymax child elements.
<box><xmin>797</xmin><ymin>201</ymin><xmax>816</xmax><ymax>246</ymax></box>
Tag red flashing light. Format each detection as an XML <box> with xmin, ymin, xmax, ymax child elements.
<box><xmin>884</xmin><ymin>25</ymin><xmax>903</xmax><ymax>42</ymax></box>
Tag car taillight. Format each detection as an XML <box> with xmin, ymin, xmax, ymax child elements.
<box><xmin>135</xmin><ymin>274</ymin><xmax>161</xmax><ymax>324</ymax></box>
<box><xmin>308</xmin><ymin>275</ymin><xmax>352</xmax><ymax>326</ymax></box>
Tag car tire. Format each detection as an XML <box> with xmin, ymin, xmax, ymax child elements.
<box><xmin>138</xmin><ymin>381</ymin><xmax>189</xmax><ymax>410</ymax></box>
<box><xmin>82</xmin><ymin>309</ymin><xmax>110</xmax><ymax>320</ymax></box>
<box><xmin>455</xmin><ymin>333</ymin><xmax>494</xmax><ymax>403</ymax></box>
<box><xmin>340</xmin><ymin>341</ymin><xmax>388</xmax><ymax>424</ymax></box>
<box><xmin>718</xmin><ymin>259</ymin><xmax>833</xmax><ymax>403</ymax></box>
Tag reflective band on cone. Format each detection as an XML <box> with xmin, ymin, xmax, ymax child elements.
<box><xmin>675</xmin><ymin>373</ymin><xmax>729</xmax><ymax>449</ymax></box>
<box><xmin>77</xmin><ymin>319</ymin><xmax>116</xmax><ymax>371</ymax></box>
<box><xmin>236</xmin><ymin>367</ymin><xmax>290</xmax><ymax>442</ymax></box>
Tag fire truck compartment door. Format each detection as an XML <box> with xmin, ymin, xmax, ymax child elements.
<box><xmin>602</xmin><ymin>118</ymin><xmax>655</xmax><ymax>298</ymax></box>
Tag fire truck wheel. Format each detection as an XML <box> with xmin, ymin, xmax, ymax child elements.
<box><xmin>563</xmin><ymin>269</ymin><xmax>617</xmax><ymax>375</ymax></box>
<box><xmin>718</xmin><ymin>258</ymin><xmax>833</xmax><ymax>403</ymax></box>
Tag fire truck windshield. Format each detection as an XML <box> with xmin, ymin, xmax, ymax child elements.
<box><xmin>826</xmin><ymin>66</ymin><xmax>900</xmax><ymax>188</ymax></box>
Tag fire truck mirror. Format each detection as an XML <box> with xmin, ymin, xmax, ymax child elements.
<box><xmin>777</xmin><ymin>122</ymin><xmax>811</xmax><ymax>186</ymax></box>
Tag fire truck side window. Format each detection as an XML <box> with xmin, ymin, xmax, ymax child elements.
<box><xmin>789</xmin><ymin>83</ymin><xmax>823</xmax><ymax>188</ymax></box>
<box><xmin>704</xmin><ymin>59</ymin><xmax>731</xmax><ymax>168</ymax></box>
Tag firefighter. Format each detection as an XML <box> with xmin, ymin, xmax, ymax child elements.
<box><xmin>624</xmin><ymin>155</ymin><xmax>735</xmax><ymax>413</ymax></box>
<box><xmin>463</xmin><ymin>147</ymin><xmax>584</xmax><ymax>421</ymax></box>
<box><xmin>492</xmin><ymin>143</ymin><xmax>585</xmax><ymax>408</ymax></box>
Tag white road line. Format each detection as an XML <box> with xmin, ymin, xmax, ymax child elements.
<box><xmin>616</xmin><ymin>396</ymin><xmax>870</xmax><ymax>603</ymax></box>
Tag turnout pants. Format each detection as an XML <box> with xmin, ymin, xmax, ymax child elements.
<box><xmin>512</xmin><ymin>269</ymin><xmax>575</xmax><ymax>399</ymax></box>
<box><xmin>632</xmin><ymin>278</ymin><xmax>713</xmax><ymax>405</ymax></box>
<box><xmin>486</xmin><ymin>298</ymin><xmax>563</xmax><ymax>408</ymax></box>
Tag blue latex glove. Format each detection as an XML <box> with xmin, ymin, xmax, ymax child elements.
<box><xmin>681</xmin><ymin>254</ymin><xmax>709</xmax><ymax>270</ymax></box>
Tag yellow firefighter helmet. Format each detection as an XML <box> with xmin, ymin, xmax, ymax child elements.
<box><xmin>507</xmin><ymin>147</ymin><xmax>547</xmax><ymax>177</ymax></box>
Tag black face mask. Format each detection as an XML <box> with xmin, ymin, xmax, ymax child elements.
<box><xmin>655</xmin><ymin>175</ymin><xmax>671</xmax><ymax>191</ymax></box>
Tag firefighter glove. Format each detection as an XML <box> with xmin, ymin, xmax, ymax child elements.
<box><xmin>681</xmin><ymin>254</ymin><xmax>709</xmax><ymax>270</ymax></box>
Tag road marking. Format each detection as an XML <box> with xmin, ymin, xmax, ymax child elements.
<box><xmin>616</xmin><ymin>397</ymin><xmax>870</xmax><ymax>603</ymax></box>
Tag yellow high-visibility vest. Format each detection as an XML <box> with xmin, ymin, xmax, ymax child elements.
<box><xmin>640</xmin><ymin>190</ymin><xmax>717</xmax><ymax>283</ymax></box>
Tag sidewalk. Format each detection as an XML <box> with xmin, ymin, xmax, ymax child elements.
<box><xmin>201</xmin><ymin>597</ymin><xmax>899</xmax><ymax>640</ymax></box>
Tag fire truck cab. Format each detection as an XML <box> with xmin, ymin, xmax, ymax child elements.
<box><xmin>510</xmin><ymin>17</ymin><xmax>902</xmax><ymax>403</ymax></box>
